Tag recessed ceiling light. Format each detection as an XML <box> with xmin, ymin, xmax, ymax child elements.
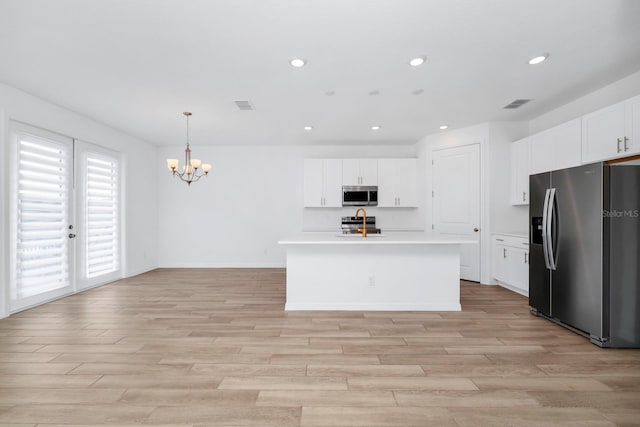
<box><xmin>528</xmin><ymin>54</ymin><xmax>549</xmax><ymax>65</ymax></box>
<box><xmin>290</xmin><ymin>58</ymin><xmax>306</xmax><ymax>68</ymax></box>
<box><xmin>409</xmin><ymin>56</ymin><xmax>426</xmax><ymax>67</ymax></box>
<box><xmin>439</xmin><ymin>125</ymin><xmax>449</xmax><ymax>130</ymax></box>
<box><xmin>371</xmin><ymin>125</ymin><xmax>381</xmax><ymax>131</ymax></box>
<box><xmin>303</xmin><ymin>126</ymin><xmax>313</xmax><ymax>131</ymax></box>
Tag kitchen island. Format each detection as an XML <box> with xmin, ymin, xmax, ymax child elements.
<box><xmin>278</xmin><ymin>232</ymin><xmax>474</xmax><ymax>311</ymax></box>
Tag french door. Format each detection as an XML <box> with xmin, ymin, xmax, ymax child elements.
<box><xmin>9</xmin><ymin>122</ymin><xmax>121</xmax><ymax>312</ymax></box>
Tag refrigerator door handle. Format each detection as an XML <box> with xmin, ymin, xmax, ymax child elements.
<box><xmin>547</xmin><ymin>188</ymin><xmax>557</xmax><ymax>271</ymax></box>
<box><xmin>542</xmin><ymin>188</ymin><xmax>551</xmax><ymax>269</ymax></box>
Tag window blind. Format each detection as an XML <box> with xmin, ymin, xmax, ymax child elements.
<box><xmin>85</xmin><ymin>153</ymin><xmax>120</xmax><ymax>278</ymax></box>
<box><xmin>14</xmin><ymin>135</ymin><xmax>71</xmax><ymax>299</ymax></box>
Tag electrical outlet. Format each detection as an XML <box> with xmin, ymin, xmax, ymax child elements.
<box><xmin>368</xmin><ymin>276</ymin><xmax>375</xmax><ymax>286</ymax></box>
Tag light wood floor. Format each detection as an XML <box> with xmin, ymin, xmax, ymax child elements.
<box><xmin>0</xmin><ymin>268</ymin><xmax>639</xmax><ymax>426</ymax></box>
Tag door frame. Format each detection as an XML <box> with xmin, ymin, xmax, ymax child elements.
<box><xmin>0</xmin><ymin>109</ymin><xmax>8</xmax><ymax>319</ymax></box>
<box><xmin>425</xmin><ymin>133</ymin><xmax>491</xmax><ymax>284</ymax></box>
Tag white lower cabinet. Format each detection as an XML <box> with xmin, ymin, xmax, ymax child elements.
<box><xmin>492</xmin><ymin>234</ymin><xmax>529</xmax><ymax>296</ymax></box>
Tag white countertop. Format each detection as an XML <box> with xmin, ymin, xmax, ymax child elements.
<box><xmin>278</xmin><ymin>232</ymin><xmax>476</xmax><ymax>245</ymax></box>
<box><xmin>492</xmin><ymin>231</ymin><xmax>528</xmax><ymax>239</ymax></box>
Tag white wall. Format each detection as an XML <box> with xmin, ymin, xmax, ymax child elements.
<box><xmin>529</xmin><ymin>70</ymin><xmax>640</xmax><ymax>134</ymax></box>
<box><xmin>157</xmin><ymin>144</ymin><xmax>422</xmax><ymax>268</ymax></box>
<box><xmin>0</xmin><ymin>82</ymin><xmax>158</xmax><ymax>318</ymax></box>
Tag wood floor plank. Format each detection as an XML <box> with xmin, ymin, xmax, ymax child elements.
<box><xmin>145</xmin><ymin>406</ymin><xmax>301</xmax><ymax>426</ymax></box>
<box><xmin>393</xmin><ymin>390</ymin><xmax>541</xmax><ymax>407</ymax></box>
<box><xmin>219</xmin><ymin>376</ymin><xmax>348</xmax><ymax>390</ymax></box>
<box><xmin>347</xmin><ymin>377</ymin><xmax>478</xmax><ymax>391</ymax></box>
<box><xmin>300</xmin><ymin>407</ymin><xmax>457</xmax><ymax>426</ymax></box>
<box><xmin>449</xmin><ymin>407</ymin><xmax>615</xmax><ymax>427</ymax></box>
<box><xmin>256</xmin><ymin>390</ymin><xmax>396</xmax><ymax>407</ymax></box>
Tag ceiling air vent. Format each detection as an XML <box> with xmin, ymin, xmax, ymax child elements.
<box><xmin>234</xmin><ymin>100</ymin><xmax>254</xmax><ymax>111</ymax></box>
<box><xmin>503</xmin><ymin>99</ymin><xmax>532</xmax><ymax>109</ymax></box>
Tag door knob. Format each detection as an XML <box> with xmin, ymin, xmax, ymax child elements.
<box><xmin>473</xmin><ymin>228</ymin><xmax>479</xmax><ymax>232</ymax></box>
<box><xmin>68</xmin><ymin>233</ymin><xmax>76</xmax><ymax>239</ymax></box>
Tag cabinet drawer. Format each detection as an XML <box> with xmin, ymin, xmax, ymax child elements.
<box><xmin>492</xmin><ymin>235</ymin><xmax>528</xmax><ymax>248</ymax></box>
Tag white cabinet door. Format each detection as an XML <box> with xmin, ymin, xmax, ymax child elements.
<box><xmin>342</xmin><ymin>159</ymin><xmax>360</xmax><ymax>185</ymax></box>
<box><xmin>378</xmin><ymin>159</ymin><xmax>417</xmax><ymax>207</ymax></box>
<box><xmin>395</xmin><ymin>159</ymin><xmax>417</xmax><ymax>207</ymax></box>
<box><xmin>377</xmin><ymin>159</ymin><xmax>397</xmax><ymax>207</ymax></box>
<box><xmin>323</xmin><ymin>159</ymin><xmax>343</xmax><ymax>207</ymax></box>
<box><xmin>508</xmin><ymin>247</ymin><xmax>529</xmax><ymax>293</ymax></box>
<box><xmin>303</xmin><ymin>159</ymin><xmax>342</xmax><ymax>207</ymax></box>
<box><xmin>553</xmin><ymin>118</ymin><xmax>582</xmax><ymax>170</ymax></box>
<box><xmin>342</xmin><ymin>159</ymin><xmax>378</xmax><ymax>185</ymax></box>
<box><xmin>359</xmin><ymin>159</ymin><xmax>378</xmax><ymax>185</ymax></box>
<box><xmin>626</xmin><ymin>94</ymin><xmax>640</xmax><ymax>156</ymax></box>
<box><xmin>529</xmin><ymin>131</ymin><xmax>553</xmax><ymax>175</ymax></box>
<box><xmin>582</xmin><ymin>101</ymin><xmax>626</xmax><ymax>163</ymax></box>
<box><xmin>492</xmin><ymin>240</ymin><xmax>509</xmax><ymax>283</ymax></box>
<box><xmin>303</xmin><ymin>159</ymin><xmax>324</xmax><ymax>207</ymax></box>
<box><xmin>510</xmin><ymin>138</ymin><xmax>529</xmax><ymax>205</ymax></box>
<box><xmin>529</xmin><ymin>118</ymin><xmax>581</xmax><ymax>175</ymax></box>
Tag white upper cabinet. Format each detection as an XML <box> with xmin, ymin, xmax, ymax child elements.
<box><xmin>303</xmin><ymin>159</ymin><xmax>342</xmax><ymax>207</ymax></box>
<box><xmin>342</xmin><ymin>159</ymin><xmax>378</xmax><ymax>185</ymax></box>
<box><xmin>582</xmin><ymin>95</ymin><xmax>640</xmax><ymax>163</ymax></box>
<box><xmin>529</xmin><ymin>118</ymin><xmax>582</xmax><ymax>175</ymax></box>
<box><xmin>510</xmin><ymin>138</ymin><xmax>529</xmax><ymax>205</ymax></box>
<box><xmin>378</xmin><ymin>159</ymin><xmax>418</xmax><ymax>207</ymax></box>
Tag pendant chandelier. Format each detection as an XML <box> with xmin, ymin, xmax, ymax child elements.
<box><xmin>166</xmin><ymin>112</ymin><xmax>211</xmax><ymax>186</ymax></box>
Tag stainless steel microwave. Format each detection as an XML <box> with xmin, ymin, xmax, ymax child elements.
<box><xmin>342</xmin><ymin>186</ymin><xmax>378</xmax><ymax>206</ymax></box>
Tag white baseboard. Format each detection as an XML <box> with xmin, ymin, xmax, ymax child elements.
<box><xmin>285</xmin><ymin>303</ymin><xmax>462</xmax><ymax>311</ymax></box>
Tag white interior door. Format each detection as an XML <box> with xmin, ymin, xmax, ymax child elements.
<box><xmin>9</xmin><ymin>123</ymin><xmax>75</xmax><ymax>312</ymax></box>
<box><xmin>432</xmin><ymin>144</ymin><xmax>481</xmax><ymax>281</ymax></box>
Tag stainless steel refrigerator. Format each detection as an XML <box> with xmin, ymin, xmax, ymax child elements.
<box><xmin>529</xmin><ymin>162</ymin><xmax>640</xmax><ymax>348</ymax></box>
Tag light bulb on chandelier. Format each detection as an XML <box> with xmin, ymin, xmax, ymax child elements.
<box><xmin>166</xmin><ymin>112</ymin><xmax>212</xmax><ymax>186</ymax></box>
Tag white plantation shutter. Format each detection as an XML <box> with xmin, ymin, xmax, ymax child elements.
<box><xmin>84</xmin><ymin>151</ymin><xmax>120</xmax><ymax>279</ymax></box>
<box><xmin>11</xmin><ymin>128</ymin><xmax>73</xmax><ymax>304</ymax></box>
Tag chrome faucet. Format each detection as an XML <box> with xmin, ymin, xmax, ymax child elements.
<box><xmin>354</xmin><ymin>208</ymin><xmax>367</xmax><ymax>238</ymax></box>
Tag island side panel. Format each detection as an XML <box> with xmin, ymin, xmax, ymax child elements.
<box><xmin>284</xmin><ymin>243</ymin><xmax>461</xmax><ymax>311</ymax></box>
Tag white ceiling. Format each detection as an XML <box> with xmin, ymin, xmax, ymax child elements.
<box><xmin>1</xmin><ymin>0</ymin><xmax>639</xmax><ymax>146</ymax></box>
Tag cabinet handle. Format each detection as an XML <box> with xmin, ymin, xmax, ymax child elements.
<box><xmin>397</xmin><ymin>197</ymin><xmax>400</xmax><ymax>206</ymax></box>
<box><xmin>617</xmin><ymin>138</ymin><xmax>622</xmax><ymax>153</ymax></box>
<box><xmin>522</xmin><ymin>192</ymin><xmax>526</xmax><ymax>202</ymax></box>
<box><xmin>524</xmin><ymin>253</ymin><xmax>528</xmax><ymax>264</ymax></box>
<box><xmin>503</xmin><ymin>248</ymin><xmax>507</xmax><ymax>258</ymax></box>
<box><xmin>624</xmin><ymin>136</ymin><xmax>629</xmax><ymax>151</ymax></box>
<box><xmin>496</xmin><ymin>238</ymin><xmax>505</xmax><ymax>242</ymax></box>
